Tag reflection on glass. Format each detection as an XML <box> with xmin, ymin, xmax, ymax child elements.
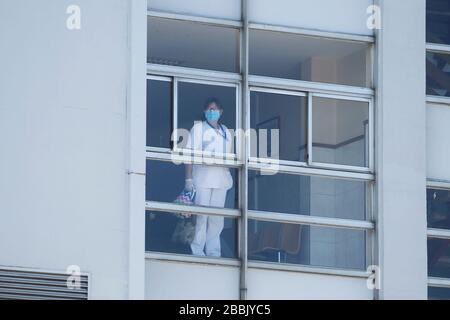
<box><xmin>427</xmin><ymin>0</ymin><xmax>450</xmax><ymax>45</ymax></box>
<box><xmin>312</xmin><ymin>97</ymin><xmax>369</xmax><ymax>167</ymax></box>
<box><xmin>146</xmin><ymin>160</ymin><xmax>239</xmax><ymax>209</ymax></box>
<box><xmin>428</xmin><ymin>238</ymin><xmax>450</xmax><ymax>278</ymax></box>
<box><xmin>249</xmin><ymin>171</ymin><xmax>366</xmax><ymax>220</ymax></box>
<box><xmin>147</xmin><ymin>79</ymin><xmax>172</xmax><ymax>148</ymax></box>
<box><xmin>250</xmin><ymin>91</ymin><xmax>307</xmax><ymax>162</ymax></box>
<box><xmin>249</xmin><ymin>29</ymin><xmax>370</xmax><ymax>87</ymax></box>
<box><xmin>248</xmin><ymin>220</ymin><xmax>366</xmax><ymax>270</ymax></box>
<box><xmin>429</xmin><ymin>286</ymin><xmax>450</xmax><ymax>300</ymax></box>
<box><xmin>427</xmin><ymin>51</ymin><xmax>450</xmax><ymax>97</ymax></box>
<box><xmin>148</xmin><ymin>17</ymin><xmax>240</xmax><ymax>73</ymax></box>
<box><xmin>146</xmin><ymin>211</ymin><xmax>238</xmax><ymax>259</ymax></box>
<box><xmin>427</xmin><ymin>188</ymin><xmax>450</xmax><ymax>230</ymax></box>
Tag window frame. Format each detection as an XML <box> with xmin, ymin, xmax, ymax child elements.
<box><xmin>145</xmin><ymin>8</ymin><xmax>376</xmax><ymax>286</ymax></box>
<box><xmin>248</xmin><ymin>23</ymin><xmax>375</xmax><ymax>89</ymax></box>
<box><xmin>426</xmin><ymin>1</ymin><xmax>450</xmax><ymax>297</ymax></box>
<box><xmin>427</xmin><ymin>180</ymin><xmax>450</xmax><ymax>294</ymax></box>
<box><xmin>146</xmin><ymin>74</ymin><xmax>242</xmax><ymax>161</ymax></box>
<box><xmin>173</xmin><ymin>77</ymin><xmax>241</xmax><ymax>161</ymax></box>
<box><xmin>147</xmin><ymin>11</ymin><xmax>243</xmax><ymax>74</ymax></box>
<box><xmin>247</xmin><ymin>86</ymin><xmax>374</xmax><ymax>173</ymax></box>
<box><xmin>309</xmin><ymin>92</ymin><xmax>374</xmax><ymax>173</ymax></box>
<box><xmin>146</xmin><ymin>74</ymin><xmax>173</xmax><ymax>153</ymax></box>
<box><xmin>426</xmin><ymin>43</ymin><xmax>450</xmax><ymax>101</ymax></box>
<box><xmin>248</xmin><ymin>86</ymin><xmax>309</xmax><ymax>167</ymax></box>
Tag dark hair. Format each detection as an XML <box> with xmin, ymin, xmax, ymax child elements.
<box><xmin>203</xmin><ymin>97</ymin><xmax>223</xmax><ymax>111</ymax></box>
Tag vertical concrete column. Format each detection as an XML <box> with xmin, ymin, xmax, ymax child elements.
<box><xmin>127</xmin><ymin>0</ymin><xmax>147</xmax><ymax>300</ymax></box>
<box><xmin>375</xmin><ymin>0</ymin><xmax>428</xmax><ymax>299</ymax></box>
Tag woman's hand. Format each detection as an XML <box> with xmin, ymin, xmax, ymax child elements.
<box><xmin>185</xmin><ymin>178</ymin><xmax>194</xmax><ymax>192</ymax></box>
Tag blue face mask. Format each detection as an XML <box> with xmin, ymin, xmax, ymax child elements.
<box><xmin>205</xmin><ymin>110</ymin><xmax>221</xmax><ymax>122</ymax></box>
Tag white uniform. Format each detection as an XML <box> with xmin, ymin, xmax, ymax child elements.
<box><xmin>186</xmin><ymin>121</ymin><xmax>233</xmax><ymax>257</ymax></box>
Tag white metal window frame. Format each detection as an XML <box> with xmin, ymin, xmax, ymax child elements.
<box><xmin>172</xmin><ymin>77</ymin><xmax>241</xmax><ymax>160</ymax></box>
<box><xmin>247</xmin><ymin>89</ymin><xmax>374</xmax><ymax>173</ymax></box>
<box><xmin>426</xmin><ymin>6</ymin><xmax>450</xmax><ymax>294</ymax></box>
<box><xmin>426</xmin><ymin>43</ymin><xmax>450</xmax><ymax>102</ymax></box>
<box><xmin>146</xmin><ymin>74</ymin><xmax>242</xmax><ymax>161</ymax></box>
<box><xmin>247</xmin><ymin>24</ymin><xmax>375</xmax><ymax>91</ymax></box>
<box><xmin>145</xmin><ymin>6</ymin><xmax>376</xmax><ymax>297</ymax></box>
<box><xmin>144</xmin><ymin>251</ymin><xmax>371</xmax><ymax>279</ymax></box>
<box><xmin>145</xmin><ymin>154</ymin><xmax>241</xmax><ymax>213</ymax></box>
<box><xmin>426</xmin><ymin>4</ymin><xmax>450</xmax><ymax>293</ymax></box>
<box><xmin>147</xmin><ymin>10</ymin><xmax>243</xmax><ymax>77</ymax></box>
<box><xmin>309</xmin><ymin>92</ymin><xmax>374</xmax><ymax>173</ymax></box>
<box><xmin>248</xmin><ymin>86</ymin><xmax>309</xmax><ymax>167</ymax></box>
<box><xmin>146</xmin><ymin>74</ymin><xmax>172</xmax><ymax>154</ymax></box>
<box><xmin>427</xmin><ymin>180</ymin><xmax>450</xmax><ymax>292</ymax></box>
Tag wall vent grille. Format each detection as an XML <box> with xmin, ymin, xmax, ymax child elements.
<box><xmin>0</xmin><ymin>267</ymin><xmax>89</xmax><ymax>300</ymax></box>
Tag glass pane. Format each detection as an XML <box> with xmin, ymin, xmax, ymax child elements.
<box><xmin>146</xmin><ymin>211</ymin><xmax>238</xmax><ymax>258</ymax></box>
<box><xmin>427</xmin><ymin>51</ymin><xmax>450</xmax><ymax>97</ymax></box>
<box><xmin>428</xmin><ymin>238</ymin><xmax>450</xmax><ymax>278</ymax></box>
<box><xmin>146</xmin><ymin>160</ymin><xmax>239</xmax><ymax>209</ymax></box>
<box><xmin>429</xmin><ymin>286</ymin><xmax>450</xmax><ymax>300</ymax></box>
<box><xmin>147</xmin><ymin>79</ymin><xmax>172</xmax><ymax>148</ymax></box>
<box><xmin>427</xmin><ymin>0</ymin><xmax>450</xmax><ymax>45</ymax></box>
<box><xmin>312</xmin><ymin>96</ymin><xmax>369</xmax><ymax>167</ymax></box>
<box><xmin>249</xmin><ymin>29</ymin><xmax>370</xmax><ymax>87</ymax></box>
<box><xmin>148</xmin><ymin>17</ymin><xmax>240</xmax><ymax>73</ymax></box>
<box><xmin>176</xmin><ymin>81</ymin><xmax>237</xmax><ymax>156</ymax></box>
<box><xmin>427</xmin><ymin>188</ymin><xmax>450</xmax><ymax>229</ymax></box>
<box><xmin>250</xmin><ymin>90</ymin><xmax>307</xmax><ymax>162</ymax></box>
<box><xmin>249</xmin><ymin>171</ymin><xmax>366</xmax><ymax>220</ymax></box>
<box><xmin>248</xmin><ymin>220</ymin><xmax>366</xmax><ymax>270</ymax></box>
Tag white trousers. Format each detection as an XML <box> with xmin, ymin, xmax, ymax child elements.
<box><xmin>191</xmin><ymin>188</ymin><xmax>227</xmax><ymax>257</ymax></box>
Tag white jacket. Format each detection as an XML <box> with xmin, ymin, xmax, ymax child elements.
<box><xmin>186</xmin><ymin>121</ymin><xmax>233</xmax><ymax>190</ymax></box>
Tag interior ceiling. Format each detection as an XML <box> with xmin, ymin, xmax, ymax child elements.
<box><xmin>250</xmin><ymin>29</ymin><xmax>366</xmax><ymax>61</ymax></box>
<box><xmin>148</xmin><ymin>17</ymin><xmax>239</xmax><ymax>70</ymax></box>
<box><xmin>147</xmin><ymin>17</ymin><xmax>367</xmax><ymax>75</ymax></box>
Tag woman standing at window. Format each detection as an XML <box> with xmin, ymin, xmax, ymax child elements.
<box><xmin>184</xmin><ymin>98</ymin><xmax>233</xmax><ymax>257</ymax></box>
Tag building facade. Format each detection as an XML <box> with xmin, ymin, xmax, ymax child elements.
<box><xmin>0</xmin><ymin>0</ymin><xmax>448</xmax><ymax>300</ymax></box>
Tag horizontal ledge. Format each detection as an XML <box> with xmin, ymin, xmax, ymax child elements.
<box><xmin>429</xmin><ymin>277</ymin><xmax>450</xmax><ymax>288</ymax></box>
<box><xmin>144</xmin><ymin>253</ymin><xmax>370</xmax><ymax>279</ymax></box>
<box><xmin>248</xmin><ymin>210</ymin><xmax>374</xmax><ymax>230</ymax></box>
<box><xmin>427</xmin><ymin>179</ymin><xmax>450</xmax><ymax>190</ymax></box>
<box><xmin>426</xmin><ymin>43</ymin><xmax>450</xmax><ymax>54</ymax></box>
<box><xmin>146</xmin><ymin>151</ymin><xmax>243</xmax><ymax>168</ymax></box>
<box><xmin>248</xmin><ymin>75</ymin><xmax>374</xmax><ymax>98</ymax></box>
<box><xmin>145</xmin><ymin>252</ymin><xmax>240</xmax><ymax>267</ymax></box>
<box><xmin>146</xmin><ymin>152</ymin><xmax>374</xmax><ymax>179</ymax></box>
<box><xmin>310</xmin><ymin>162</ymin><xmax>372</xmax><ymax>174</ymax></box>
<box><xmin>426</xmin><ymin>95</ymin><xmax>450</xmax><ymax>106</ymax></box>
<box><xmin>428</xmin><ymin>228</ymin><xmax>450</xmax><ymax>240</ymax></box>
<box><xmin>147</xmin><ymin>64</ymin><xmax>242</xmax><ymax>83</ymax></box>
<box><xmin>146</xmin><ymin>201</ymin><xmax>241</xmax><ymax>218</ymax></box>
<box><xmin>147</xmin><ymin>10</ymin><xmax>243</xmax><ymax>28</ymax></box>
<box><xmin>248</xmin><ymin>162</ymin><xmax>375</xmax><ymax>181</ymax></box>
<box><xmin>249</xmin><ymin>23</ymin><xmax>375</xmax><ymax>43</ymax></box>
<box><xmin>247</xmin><ymin>261</ymin><xmax>371</xmax><ymax>279</ymax></box>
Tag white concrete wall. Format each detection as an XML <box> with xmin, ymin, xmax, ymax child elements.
<box><xmin>248</xmin><ymin>0</ymin><xmax>374</xmax><ymax>35</ymax></box>
<box><xmin>148</xmin><ymin>0</ymin><xmax>242</xmax><ymax>21</ymax></box>
<box><xmin>145</xmin><ymin>260</ymin><xmax>240</xmax><ymax>299</ymax></box>
<box><xmin>247</xmin><ymin>268</ymin><xmax>373</xmax><ymax>300</ymax></box>
<box><xmin>427</xmin><ymin>104</ymin><xmax>450</xmax><ymax>181</ymax></box>
<box><xmin>0</xmin><ymin>0</ymin><xmax>139</xmax><ymax>299</ymax></box>
<box><xmin>375</xmin><ymin>0</ymin><xmax>428</xmax><ymax>299</ymax></box>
